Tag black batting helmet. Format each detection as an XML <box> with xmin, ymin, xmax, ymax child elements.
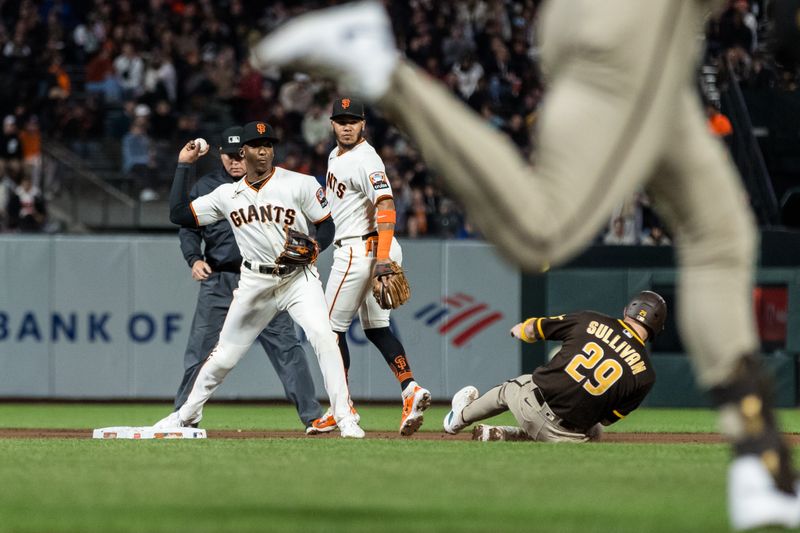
<box><xmin>624</xmin><ymin>291</ymin><xmax>667</xmax><ymax>338</ymax></box>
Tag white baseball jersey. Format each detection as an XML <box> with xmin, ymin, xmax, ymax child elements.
<box><xmin>177</xmin><ymin>164</ymin><xmax>356</xmax><ymax>426</ymax></box>
<box><xmin>190</xmin><ymin>166</ymin><xmax>330</xmax><ymax>264</ymax></box>
<box><xmin>326</xmin><ymin>139</ymin><xmax>392</xmax><ymax>239</ymax></box>
<box><xmin>324</xmin><ymin>139</ymin><xmax>401</xmax><ymax>332</ymax></box>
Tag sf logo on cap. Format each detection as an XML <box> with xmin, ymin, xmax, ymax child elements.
<box><xmin>341</xmin><ymin>98</ymin><xmax>351</xmax><ymax>109</ymax></box>
<box><xmin>256</xmin><ymin>123</ymin><xmax>266</xmax><ymax>134</ymax></box>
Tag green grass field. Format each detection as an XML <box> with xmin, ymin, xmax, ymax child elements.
<box><xmin>1</xmin><ymin>404</ymin><xmax>799</xmax><ymax>533</ymax></box>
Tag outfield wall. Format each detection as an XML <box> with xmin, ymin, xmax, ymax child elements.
<box><xmin>0</xmin><ymin>236</ymin><xmax>520</xmax><ymax>401</ymax></box>
<box><xmin>1</xmin><ymin>235</ymin><xmax>798</xmax><ymax>406</ymax></box>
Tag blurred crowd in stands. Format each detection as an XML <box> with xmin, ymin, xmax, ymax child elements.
<box><xmin>0</xmin><ymin>0</ymin><xmax>794</xmax><ymax>242</ymax></box>
<box><xmin>706</xmin><ymin>0</ymin><xmax>793</xmax><ymax>90</ymax></box>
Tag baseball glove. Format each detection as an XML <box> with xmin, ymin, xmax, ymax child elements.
<box><xmin>276</xmin><ymin>228</ymin><xmax>319</xmax><ymax>267</ymax></box>
<box><xmin>372</xmin><ymin>261</ymin><xmax>410</xmax><ymax>309</ymax></box>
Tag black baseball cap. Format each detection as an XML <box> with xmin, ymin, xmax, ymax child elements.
<box><xmin>240</xmin><ymin>121</ymin><xmax>280</xmax><ymax>145</ymax></box>
<box><xmin>219</xmin><ymin>126</ymin><xmax>243</xmax><ymax>154</ymax></box>
<box><xmin>330</xmin><ymin>97</ymin><xmax>366</xmax><ymax>120</ymax></box>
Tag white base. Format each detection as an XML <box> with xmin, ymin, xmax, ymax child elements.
<box><xmin>92</xmin><ymin>426</ymin><xmax>207</xmax><ymax>439</ymax></box>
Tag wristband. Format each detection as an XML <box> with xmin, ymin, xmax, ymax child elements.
<box><xmin>519</xmin><ymin>318</ymin><xmax>537</xmax><ymax>343</ymax></box>
<box><xmin>377</xmin><ymin>210</ymin><xmax>396</xmax><ymax>224</ymax></box>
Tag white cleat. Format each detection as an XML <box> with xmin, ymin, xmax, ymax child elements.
<box><xmin>338</xmin><ymin>417</ymin><xmax>366</xmax><ymax>439</ymax></box>
<box><xmin>153</xmin><ymin>411</ymin><xmax>184</xmax><ymax>429</ymax></box>
<box><xmin>729</xmin><ymin>456</ymin><xmax>800</xmax><ymax>531</ymax></box>
<box><xmin>152</xmin><ymin>410</ymin><xmax>199</xmax><ymax>429</ymax></box>
<box><xmin>400</xmin><ymin>382</ymin><xmax>432</xmax><ymax>436</ymax></box>
<box><xmin>250</xmin><ymin>1</ymin><xmax>398</xmax><ymax>101</ymax></box>
<box><xmin>443</xmin><ymin>386</ymin><xmax>479</xmax><ymax>435</ymax></box>
<box><xmin>305</xmin><ymin>406</ymin><xmax>361</xmax><ymax>435</ymax></box>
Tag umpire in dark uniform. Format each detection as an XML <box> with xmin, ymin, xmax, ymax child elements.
<box><xmin>175</xmin><ymin>126</ymin><xmax>322</xmax><ymax>427</ymax></box>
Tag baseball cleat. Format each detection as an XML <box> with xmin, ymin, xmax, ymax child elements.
<box><xmin>729</xmin><ymin>455</ymin><xmax>800</xmax><ymax>531</ymax></box>
<box><xmin>443</xmin><ymin>386</ymin><xmax>479</xmax><ymax>434</ymax></box>
<box><xmin>338</xmin><ymin>417</ymin><xmax>366</xmax><ymax>439</ymax></box>
<box><xmin>305</xmin><ymin>406</ymin><xmax>361</xmax><ymax>435</ymax></box>
<box><xmin>151</xmin><ymin>411</ymin><xmax>199</xmax><ymax>429</ymax></box>
<box><xmin>249</xmin><ymin>1</ymin><xmax>398</xmax><ymax>101</ymax></box>
<box><xmin>399</xmin><ymin>382</ymin><xmax>431</xmax><ymax>436</ymax></box>
<box><xmin>472</xmin><ymin>424</ymin><xmax>531</xmax><ymax>442</ymax></box>
<box><xmin>306</xmin><ymin>409</ymin><xmax>337</xmax><ymax>435</ymax></box>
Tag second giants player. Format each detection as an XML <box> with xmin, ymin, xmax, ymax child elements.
<box><xmin>307</xmin><ymin>97</ymin><xmax>431</xmax><ymax>436</ymax></box>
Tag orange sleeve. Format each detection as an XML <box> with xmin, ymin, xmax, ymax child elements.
<box><xmin>376</xmin><ymin>209</ymin><xmax>396</xmax><ymax>260</ymax></box>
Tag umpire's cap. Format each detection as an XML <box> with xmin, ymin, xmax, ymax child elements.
<box><xmin>624</xmin><ymin>291</ymin><xmax>667</xmax><ymax>339</ymax></box>
<box><xmin>219</xmin><ymin>126</ymin><xmax>243</xmax><ymax>154</ymax></box>
<box><xmin>240</xmin><ymin>121</ymin><xmax>280</xmax><ymax>146</ymax></box>
<box><xmin>330</xmin><ymin>97</ymin><xmax>366</xmax><ymax>120</ymax></box>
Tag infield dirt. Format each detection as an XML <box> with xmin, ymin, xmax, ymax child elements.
<box><xmin>3</xmin><ymin>427</ymin><xmax>799</xmax><ymax>444</ymax></box>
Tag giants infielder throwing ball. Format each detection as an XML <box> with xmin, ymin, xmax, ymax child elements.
<box><xmin>175</xmin><ymin>126</ymin><xmax>321</xmax><ymax>428</ymax></box>
<box><xmin>155</xmin><ymin>121</ymin><xmax>364</xmax><ymax>438</ymax></box>
<box><xmin>306</xmin><ymin>98</ymin><xmax>430</xmax><ymax>436</ymax></box>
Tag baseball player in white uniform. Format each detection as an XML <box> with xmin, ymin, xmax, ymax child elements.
<box><xmin>306</xmin><ymin>98</ymin><xmax>431</xmax><ymax>437</ymax></box>
<box><xmin>154</xmin><ymin>120</ymin><xmax>364</xmax><ymax>438</ymax></box>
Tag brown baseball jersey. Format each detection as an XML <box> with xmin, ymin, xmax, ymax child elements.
<box><xmin>530</xmin><ymin>311</ymin><xmax>656</xmax><ymax>430</ymax></box>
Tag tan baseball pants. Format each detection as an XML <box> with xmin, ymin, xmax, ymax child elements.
<box><xmin>379</xmin><ymin>0</ymin><xmax>757</xmax><ymax>388</ymax></box>
<box><xmin>462</xmin><ymin>375</ymin><xmax>594</xmax><ymax>443</ymax></box>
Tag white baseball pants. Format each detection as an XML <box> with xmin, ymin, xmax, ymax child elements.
<box><xmin>326</xmin><ymin>236</ymin><xmax>402</xmax><ymax>332</ymax></box>
<box><xmin>178</xmin><ymin>266</ymin><xmax>354</xmax><ymax>424</ymax></box>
